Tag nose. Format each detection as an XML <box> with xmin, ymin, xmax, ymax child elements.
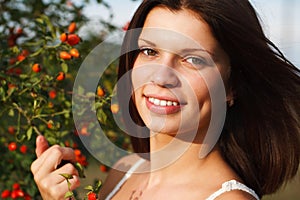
<box><xmin>151</xmin><ymin>58</ymin><xmax>180</xmax><ymax>88</ymax></box>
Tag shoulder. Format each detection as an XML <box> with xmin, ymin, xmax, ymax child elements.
<box><xmin>212</xmin><ymin>190</ymin><xmax>259</xmax><ymax>200</ymax></box>
<box><xmin>206</xmin><ymin>179</ymin><xmax>260</xmax><ymax>200</ymax></box>
<box><xmin>98</xmin><ymin>154</ymin><xmax>143</xmax><ymax>200</ymax></box>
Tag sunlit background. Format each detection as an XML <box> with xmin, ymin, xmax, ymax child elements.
<box><xmin>82</xmin><ymin>0</ymin><xmax>300</xmax><ymax>68</ymax></box>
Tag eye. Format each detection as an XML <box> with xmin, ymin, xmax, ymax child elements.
<box><xmin>140</xmin><ymin>47</ymin><xmax>158</xmax><ymax>57</ymax></box>
<box><xmin>185</xmin><ymin>56</ymin><xmax>207</xmax><ymax>68</ymax></box>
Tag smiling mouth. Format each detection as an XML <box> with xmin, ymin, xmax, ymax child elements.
<box><xmin>144</xmin><ymin>95</ymin><xmax>183</xmax><ymax>115</ymax></box>
<box><xmin>148</xmin><ymin>97</ymin><xmax>179</xmax><ymax>106</ymax></box>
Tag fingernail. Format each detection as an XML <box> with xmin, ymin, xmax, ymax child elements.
<box><xmin>37</xmin><ymin>135</ymin><xmax>44</xmax><ymax>142</ymax></box>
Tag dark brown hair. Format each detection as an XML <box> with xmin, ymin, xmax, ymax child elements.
<box><xmin>117</xmin><ymin>0</ymin><xmax>300</xmax><ymax>197</ymax></box>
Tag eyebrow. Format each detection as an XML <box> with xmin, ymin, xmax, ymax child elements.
<box><xmin>138</xmin><ymin>38</ymin><xmax>215</xmax><ymax>57</ymax></box>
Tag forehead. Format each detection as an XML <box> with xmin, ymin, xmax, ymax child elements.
<box><xmin>140</xmin><ymin>7</ymin><xmax>218</xmax><ymax>54</ymax></box>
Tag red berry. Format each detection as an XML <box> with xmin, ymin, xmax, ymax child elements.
<box><xmin>8</xmin><ymin>83</ymin><xmax>16</xmax><ymax>90</ymax></box>
<box><xmin>87</xmin><ymin>192</ymin><xmax>97</xmax><ymax>200</ymax></box>
<box><xmin>1</xmin><ymin>190</ymin><xmax>11</xmax><ymax>198</ymax></box>
<box><xmin>12</xmin><ymin>183</ymin><xmax>20</xmax><ymax>190</ymax></box>
<box><xmin>47</xmin><ymin>121</ymin><xmax>53</xmax><ymax>129</ymax></box>
<box><xmin>97</xmin><ymin>87</ymin><xmax>105</xmax><ymax>97</ymax></box>
<box><xmin>59</xmin><ymin>51</ymin><xmax>72</xmax><ymax>60</ymax></box>
<box><xmin>14</xmin><ymin>67</ymin><xmax>22</xmax><ymax>75</ymax></box>
<box><xmin>110</xmin><ymin>104</ymin><xmax>119</xmax><ymax>114</ymax></box>
<box><xmin>122</xmin><ymin>21</ymin><xmax>130</xmax><ymax>31</ymax></box>
<box><xmin>17</xmin><ymin>54</ymin><xmax>26</xmax><ymax>62</ymax></box>
<box><xmin>8</xmin><ymin>126</ymin><xmax>15</xmax><ymax>135</ymax></box>
<box><xmin>67</xmin><ymin>34</ymin><xmax>80</xmax><ymax>46</ymax></box>
<box><xmin>9</xmin><ymin>58</ymin><xmax>16</xmax><ymax>65</ymax></box>
<box><xmin>32</xmin><ymin>63</ymin><xmax>41</xmax><ymax>73</ymax></box>
<box><xmin>11</xmin><ymin>190</ymin><xmax>18</xmax><ymax>199</ymax></box>
<box><xmin>19</xmin><ymin>145</ymin><xmax>27</xmax><ymax>154</ymax></box>
<box><xmin>48</xmin><ymin>90</ymin><xmax>57</xmax><ymax>99</ymax></box>
<box><xmin>8</xmin><ymin>142</ymin><xmax>17</xmax><ymax>151</ymax></box>
<box><xmin>69</xmin><ymin>48</ymin><xmax>80</xmax><ymax>58</ymax></box>
<box><xmin>80</xmin><ymin>125</ymin><xmax>89</xmax><ymax>136</ymax></box>
<box><xmin>68</xmin><ymin>22</ymin><xmax>76</xmax><ymax>34</ymax></box>
<box><xmin>16</xmin><ymin>28</ymin><xmax>23</xmax><ymax>35</ymax></box>
<box><xmin>24</xmin><ymin>193</ymin><xmax>31</xmax><ymax>200</ymax></box>
<box><xmin>74</xmin><ymin>149</ymin><xmax>81</xmax><ymax>156</ymax></box>
<box><xmin>60</xmin><ymin>32</ymin><xmax>68</xmax><ymax>42</ymax></box>
<box><xmin>100</xmin><ymin>165</ymin><xmax>108</xmax><ymax>172</ymax></box>
<box><xmin>21</xmin><ymin>49</ymin><xmax>29</xmax><ymax>57</ymax></box>
<box><xmin>15</xmin><ymin>190</ymin><xmax>24</xmax><ymax>198</ymax></box>
<box><xmin>56</xmin><ymin>72</ymin><xmax>65</xmax><ymax>81</ymax></box>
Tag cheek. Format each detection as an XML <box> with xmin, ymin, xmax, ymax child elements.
<box><xmin>131</xmin><ymin>63</ymin><xmax>153</xmax><ymax>91</ymax></box>
<box><xmin>180</xmin><ymin>69</ymin><xmax>210</xmax><ymax>104</ymax></box>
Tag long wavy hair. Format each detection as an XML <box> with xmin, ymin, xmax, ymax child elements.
<box><xmin>117</xmin><ymin>0</ymin><xmax>300</xmax><ymax>197</ymax></box>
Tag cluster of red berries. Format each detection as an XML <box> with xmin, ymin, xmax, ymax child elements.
<box><xmin>59</xmin><ymin>22</ymin><xmax>81</xmax><ymax>60</ymax></box>
<box><xmin>7</xmin><ymin>127</ymin><xmax>28</xmax><ymax>153</ymax></box>
<box><xmin>1</xmin><ymin>183</ymin><xmax>31</xmax><ymax>199</ymax></box>
<box><xmin>8</xmin><ymin>142</ymin><xmax>28</xmax><ymax>154</ymax></box>
<box><xmin>31</xmin><ymin>22</ymin><xmax>81</xmax><ymax>81</ymax></box>
<box><xmin>74</xmin><ymin>149</ymin><xmax>88</xmax><ymax>167</ymax></box>
<box><xmin>31</xmin><ymin>62</ymin><xmax>66</xmax><ymax>81</ymax></box>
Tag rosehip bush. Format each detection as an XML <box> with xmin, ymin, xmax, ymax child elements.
<box><xmin>0</xmin><ymin>0</ymin><xmax>133</xmax><ymax>199</ymax></box>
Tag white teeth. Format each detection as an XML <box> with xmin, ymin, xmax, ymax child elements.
<box><xmin>148</xmin><ymin>97</ymin><xmax>179</xmax><ymax>106</ymax></box>
<box><xmin>160</xmin><ymin>100</ymin><xmax>167</xmax><ymax>106</ymax></box>
<box><xmin>154</xmin><ymin>99</ymin><xmax>160</xmax><ymax>106</ymax></box>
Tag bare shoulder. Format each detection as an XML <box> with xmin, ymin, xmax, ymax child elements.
<box><xmin>214</xmin><ymin>190</ymin><xmax>259</xmax><ymax>200</ymax></box>
<box><xmin>98</xmin><ymin>154</ymin><xmax>142</xmax><ymax>200</ymax></box>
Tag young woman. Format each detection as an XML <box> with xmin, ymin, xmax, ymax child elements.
<box><xmin>31</xmin><ymin>0</ymin><xmax>300</xmax><ymax>199</ymax></box>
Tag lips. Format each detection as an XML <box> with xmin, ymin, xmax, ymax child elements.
<box><xmin>145</xmin><ymin>95</ymin><xmax>183</xmax><ymax>115</ymax></box>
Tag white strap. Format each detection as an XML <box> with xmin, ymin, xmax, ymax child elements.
<box><xmin>105</xmin><ymin>159</ymin><xmax>145</xmax><ymax>200</ymax></box>
<box><xmin>206</xmin><ymin>180</ymin><xmax>260</xmax><ymax>200</ymax></box>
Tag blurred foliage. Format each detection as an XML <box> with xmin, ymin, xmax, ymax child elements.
<box><xmin>0</xmin><ymin>0</ymin><xmax>132</xmax><ymax>199</ymax></box>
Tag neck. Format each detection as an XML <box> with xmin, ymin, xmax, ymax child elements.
<box><xmin>146</xmin><ymin>131</ymin><xmax>221</xmax><ymax>187</ymax></box>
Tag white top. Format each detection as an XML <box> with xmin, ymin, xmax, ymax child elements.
<box><xmin>105</xmin><ymin>159</ymin><xmax>260</xmax><ymax>200</ymax></box>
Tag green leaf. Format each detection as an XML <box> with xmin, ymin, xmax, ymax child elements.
<box><xmin>61</xmin><ymin>63</ymin><xmax>68</xmax><ymax>73</ymax></box>
<box><xmin>74</xmin><ymin>162</ymin><xmax>86</xmax><ymax>178</ymax></box>
<box><xmin>26</xmin><ymin>126</ymin><xmax>33</xmax><ymax>140</ymax></box>
<box><xmin>35</xmin><ymin>18</ymin><xmax>45</xmax><ymax>25</ymax></box>
<box><xmin>19</xmin><ymin>74</ymin><xmax>29</xmax><ymax>79</ymax></box>
<box><xmin>60</xmin><ymin>130</ymin><xmax>69</xmax><ymax>137</ymax></box>
<box><xmin>8</xmin><ymin>109</ymin><xmax>15</xmax><ymax>117</ymax></box>
<box><xmin>97</xmin><ymin>109</ymin><xmax>107</xmax><ymax>124</ymax></box>
<box><xmin>84</xmin><ymin>185</ymin><xmax>94</xmax><ymax>191</ymax></box>
<box><xmin>60</xmin><ymin>173</ymin><xmax>74</xmax><ymax>179</ymax></box>
<box><xmin>64</xmin><ymin>191</ymin><xmax>74</xmax><ymax>199</ymax></box>
<box><xmin>95</xmin><ymin>180</ymin><xmax>102</xmax><ymax>192</ymax></box>
<box><xmin>41</xmin><ymin>14</ymin><xmax>57</xmax><ymax>39</ymax></box>
<box><xmin>29</xmin><ymin>48</ymin><xmax>44</xmax><ymax>58</ymax></box>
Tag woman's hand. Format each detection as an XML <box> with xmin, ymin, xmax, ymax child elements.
<box><xmin>31</xmin><ymin>135</ymin><xmax>81</xmax><ymax>200</ymax></box>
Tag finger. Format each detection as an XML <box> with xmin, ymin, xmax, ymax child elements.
<box><xmin>36</xmin><ymin>135</ymin><xmax>49</xmax><ymax>157</ymax></box>
<box><xmin>52</xmin><ymin>175</ymin><xmax>80</xmax><ymax>196</ymax></box>
<box><xmin>36</xmin><ymin>171</ymin><xmax>80</xmax><ymax>200</ymax></box>
<box><xmin>55</xmin><ymin>162</ymin><xmax>79</xmax><ymax>177</ymax></box>
<box><xmin>31</xmin><ymin>145</ymin><xmax>76</xmax><ymax>175</ymax></box>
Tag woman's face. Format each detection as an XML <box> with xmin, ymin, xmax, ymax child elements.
<box><xmin>131</xmin><ymin>7</ymin><xmax>231</xmax><ymax>138</ymax></box>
